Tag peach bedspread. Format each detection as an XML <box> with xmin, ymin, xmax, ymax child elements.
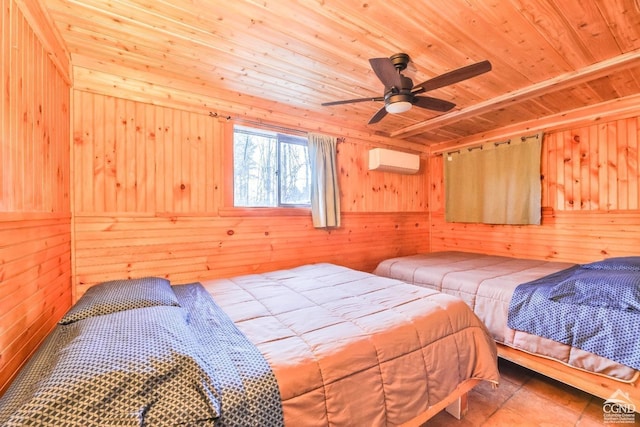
<box><xmin>374</xmin><ymin>251</ymin><xmax>639</xmax><ymax>382</ymax></box>
<box><xmin>201</xmin><ymin>263</ymin><xmax>499</xmax><ymax>426</ymax></box>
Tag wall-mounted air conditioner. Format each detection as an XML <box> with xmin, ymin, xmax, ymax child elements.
<box><xmin>368</xmin><ymin>148</ymin><xmax>420</xmax><ymax>174</ymax></box>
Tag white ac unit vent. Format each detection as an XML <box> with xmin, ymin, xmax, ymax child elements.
<box><xmin>368</xmin><ymin>148</ymin><xmax>420</xmax><ymax>174</ymax></box>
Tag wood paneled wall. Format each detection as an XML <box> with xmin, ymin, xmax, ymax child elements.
<box><xmin>543</xmin><ymin>118</ymin><xmax>639</xmax><ymax>211</ymax></box>
<box><xmin>0</xmin><ymin>0</ymin><xmax>71</xmax><ymax>394</ymax></box>
<box><xmin>72</xmin><ymin>90</ymin><xmax>430</xmax><ymax>294</ymax></box>
<box><xmin>429</xmin><ymin>114</ymin><xmax>640</xmax><ymax>263</ymax></box>
<box><xmin>0</xmin><ymin>215</ymin><xmax>71</xmax><ymax>393</ymax></box>
<box><xmin>74</xmin><ymin>212</ymin><xmax>428</xmax><ymax>296</ymax></box>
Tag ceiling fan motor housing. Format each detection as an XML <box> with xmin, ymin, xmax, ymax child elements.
<box><xmin>390</xmin><ymin>53</ymin><xmax>410</xmax><ymax>71</ymax></box>
<box><xmin>385</xmin><ymin>92</ymin><xmax>413</xmax><ymax>104</ymax></box>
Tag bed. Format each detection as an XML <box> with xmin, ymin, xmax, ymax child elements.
<box><xmin>0</xmin><ymin>264</ymin><xmax>500</xmax><ymax>426</ymax></box>
<box><xmin>373</xmin><ymin>251</ymin><xmax>640</xmax><ymax>406</ymax></box>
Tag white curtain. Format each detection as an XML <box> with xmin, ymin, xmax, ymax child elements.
<box><xmin>307</xmin><ymin>133</ymin><xmax>341</xmax><ymax>228</ymax></box>
<box><xmin>445</xmin><ymin>133</ymin><xmax>543</xmax><ymax>225</ymax></box>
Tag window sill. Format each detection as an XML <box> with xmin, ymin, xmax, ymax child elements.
<box><xmin>218</xmin><ymin>207</ymin><xmax>312</xmax><ymax>217</ymax></box>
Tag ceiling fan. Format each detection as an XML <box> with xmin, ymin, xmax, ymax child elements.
<box><xmin>322</xmin><ymin>53</ymin><xmax>492</xmax><ymax>124</ymax></box>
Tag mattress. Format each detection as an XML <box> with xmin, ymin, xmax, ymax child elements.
<box><xmin>374</xmin><ymin>251</ymin><xmax>639</xmax><ymax>382</ymax></box>
<box><xmin>200</xmin><ymin>263</ymin><xmax>500</xmax><ymax>426</ymax></box>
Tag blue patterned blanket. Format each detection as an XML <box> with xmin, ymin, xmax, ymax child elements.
<box><xmin>508</xmin><ymin>263</ymin><xmax>640</xmax><ymax>370</ymax></box>
<box><xmin>0</xmin><ymin>281</ymin><xmax>283</xmax><ymax>427</ymax></box>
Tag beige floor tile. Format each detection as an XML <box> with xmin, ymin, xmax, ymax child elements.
<box><xmin>483</xmin><ymin>405</ymin><xmax>550</xmax><ymax>426</ymax></box>
<box><xmin>521</xmin><ymin>374</ymin><xmax>592</xmax><ymax>414</ymax></box>
<box><xmin>422</xmin><ymin>359</ymin><xmax>640</xmax><ymax>427</ymax></box>
<box><xmin>499</xmin><ymin>386</ymin><xmax>582</xmax><ymax>425</ymax></box>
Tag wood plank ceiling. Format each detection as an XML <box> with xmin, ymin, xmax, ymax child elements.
<box><xmin>42</xmin><ymin>0</ymin><xmax>640</xmax><ymax>148</ymax></box>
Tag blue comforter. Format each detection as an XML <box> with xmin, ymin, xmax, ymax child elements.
<box><xmin>0</xmin><ymin>282</ymin><xmax>283</xmax><ymax>427</ymax></box>
<box><xmin>508</xmin><ymin>265</ymin><xmax>640</xmax><ymax>370</ymax></box>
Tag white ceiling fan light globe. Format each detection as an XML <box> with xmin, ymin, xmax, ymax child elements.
<box><xmin>385</xmin><ymin>93</ymin><xmax>413</xmax><ymax>114</ymax></box>
<box><xmin>385</xmin><ymin>101</ymin><xmax>412</xmax><ymax>114</ymax></box>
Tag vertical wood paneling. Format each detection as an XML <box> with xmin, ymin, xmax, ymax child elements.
<box><xmin>617</xmin><ymin>120</ymin><xmax>629</xmax><ymax>210</ymax></box>
<box><xmin>429</xmin><ymin>113</ymin><xmax>640</xmax><ymax>262</ymax></box>
<box><xmin>628</xmin><ymin>118</ymin><xmax>638</xmax><ymax>210</ymax></box>
<box><xmin>537</xmin><ymin>118</ymin><xmax>640</xmax><ymax>212</ymax></box>
<box><xmin>1</xmin><ymin>3</ymin><xmax>7</xmax><ymax>205</ymax></box>
<box><xmin>71</xmin><ymin>91</ymin><xmax>430</xmax><ymax>294</ymax></box>
<box><xmin>0</xmin><ymin>0</ymin><xmax>71</xmax><ymax>395</ymax></box>
<box><xmin>1</xmin><ymin>0</ymin><xmax>71</xmax><ymax>214</ymax></box>
<box><xmin>606</xmin><ymin>122</ymin><xmax>618</xmax><ymax>209</ymax></box>
<box><xmin>73</xmin><ymin>92</ymin><xmax>429</xmax><ymax>214</ymax></box>
<box><xmin>597</xmin><ymin>122</ymin><xmax>609</xmax><ymax>210</ymax></box>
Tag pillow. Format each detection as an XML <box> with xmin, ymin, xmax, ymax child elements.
<box><xmin>547</xmin><ymin>269</ymin><xmax>640</xmax><ymax>311</ymax></box>
<box><xmin>5</xmin><ymin>307</ymin><xmax>220</xmax><ymax>425</ymax></box>
<box><xmin>581</xmin><ymin>256</ymin><xmax>640</xmax><ymax>271</ymax></box>
<box><xmin>59</xmin><ymin>277</ymin><xmax>180</xmax><ymax>324</ymax></box>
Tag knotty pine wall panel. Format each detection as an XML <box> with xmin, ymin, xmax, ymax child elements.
<box><xmin>429</xmin><ymin>114</ymin><xmax>640</xmax><ymax>263</ymax></box>
<box><xmin>73</xmin><ymin>212</ymin><xmax>428</xmax><ymax>296</ymax></box>
<box><xmin>0</xmin><ymin>0</ymin><xmax>71</xmax><ymax>394</ymax></box>
<box><xmin>72</xmin><ymin>90</ymin><xmax>429</xmax><ymax>293</ymax></box>
<box><xmin>0</xmin><ymin>215</ymin><xmax>71</xmax><ymax>394</ymax></box>
<box><xmin>73</xmin><ymin>92</ymin><xmax>222</xmax><ymax>214</ymax></box>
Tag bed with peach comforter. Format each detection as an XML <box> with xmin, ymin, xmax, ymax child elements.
<box><xmin>201</xmin><ymin>263</ymin><xmax>500</xmax><ymax>426</ymax></box>
<box><xmin>373</xmin><ymin>251</ymin><xmax>640</xmax><ymax>384</ymax></box>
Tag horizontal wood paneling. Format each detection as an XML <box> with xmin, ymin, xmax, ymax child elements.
<box><xmin>0</xmin><ymin>215</ymin><xmax>72</xmax><ymax>393</ymax></box>
<box><xmin>73</xmin><ymin>212</ymin><xmax>429</xmax><ymax>295</ymax></box>
<box><xmin>430</xmin><ymin>210</ymin><xmax>640</xmax><ymax>263</ymax></box>
<box><xmin>429</xmin><ymin>113</ymin><xmax>640</xmax><ymax>263</ymax></box>
<box><xmin>0</xmin><ymin>0</ymin><xmax>71</xmax><ymax>395</ymax></box>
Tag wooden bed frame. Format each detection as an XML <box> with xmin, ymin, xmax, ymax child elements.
<box><xmin>400</xmin><ymin>378</ymin><xmax>481</xmax><ymax>426</ymax></box>
<box><xmin>498</xmin><ymin>344</ymin><xmax>640</xmax><ymax>411</ymax></box>
<box><xmin>403</xmin><ymin>342</ymin><xmax>640</xmax><ymax>426</ymax></box>
<box><xmin>374</xmin><ymin>252</ymin><xmax>640</xmax><ymax>416</ymax></box>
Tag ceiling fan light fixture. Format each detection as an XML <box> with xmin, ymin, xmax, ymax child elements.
<box><xmin>385</xmin><ymin>93</ymin><xmax>413</xmax><ymax>114</ymax></box>
<box><xmin>385</xmin><ymin>101</ymin><xmax>412</xmax><ymax>114</ymax></box>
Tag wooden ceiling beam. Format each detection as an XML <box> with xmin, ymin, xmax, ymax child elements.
<box><xmin>429</xmin><ymin>92</ymin><xmax>640</xmax><ymax>154</ymax></box>
<box><xmin>390</xmin><ymin>49</ymin><xmax>640</xmax><ymax>139</ymax></box>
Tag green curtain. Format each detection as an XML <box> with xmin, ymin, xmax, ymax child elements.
<box><xmin>307</xmin><ymin>133</ymin><xmax>341</xmax><ymax>228</ymax></box>
<box><xmin>445</xmin><ymin>133</ymin><xmax>543</xmax><ymax>225</ymax></box>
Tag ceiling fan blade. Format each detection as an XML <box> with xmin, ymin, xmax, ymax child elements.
<box><xmin>369</xmin><ymin>58</ymin><xmax>402</xmax><ymax>89</ymax></box>
<box><xmin>413</xmin><ymin>96</ymin><xmax>456</xmax><ymax>112</ymax></box>
<box><xmin>412</xmin><ymin>60</ymin><xmax>492</xmax><ymax>94</ymax></box>
<box><xmin>322</xmin><ymin>96</ymin><xmax>384</xmax><ymax>106</ymax></box>
<box><xmin>368</xmin><ymin>106</ymin><xmax>388</xmax><ymax>124</ymax></box>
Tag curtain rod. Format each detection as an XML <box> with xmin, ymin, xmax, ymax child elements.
<box><xmin>438</xmin><ymin>132</ymin><xmax>541</xmax><ymax>157</ymax></box>
<box><xmin>209</xmin><ymin>112</ymin><xmax>345</xmax><ymax>142</ymax></box>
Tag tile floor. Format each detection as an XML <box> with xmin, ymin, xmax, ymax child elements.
<box><xmin>425</xmin><ymin>359</ymin><xmax>639</xmax><ymax>426</ymax></box>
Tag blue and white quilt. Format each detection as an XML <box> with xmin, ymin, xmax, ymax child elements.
<box><xmin>0</xmin><ymin>279</ymin><xmax>283</xmax><ymax>427</ymax></box>
<box><xmin>508</xmin><ymin>257</ymin><xmax>640</xmax><ymax>370</ymax></box>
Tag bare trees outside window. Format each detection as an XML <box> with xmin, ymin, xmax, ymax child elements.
<box><xmin>233</xmin><ymin>125</ymin><xmax>311</xmax><ymax>207</ymax></box>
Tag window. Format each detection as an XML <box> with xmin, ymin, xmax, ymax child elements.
<box><xmin>233</xmin><ymin>125</ymin><xmax>311</xmax><ymax>207</ymax></box>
